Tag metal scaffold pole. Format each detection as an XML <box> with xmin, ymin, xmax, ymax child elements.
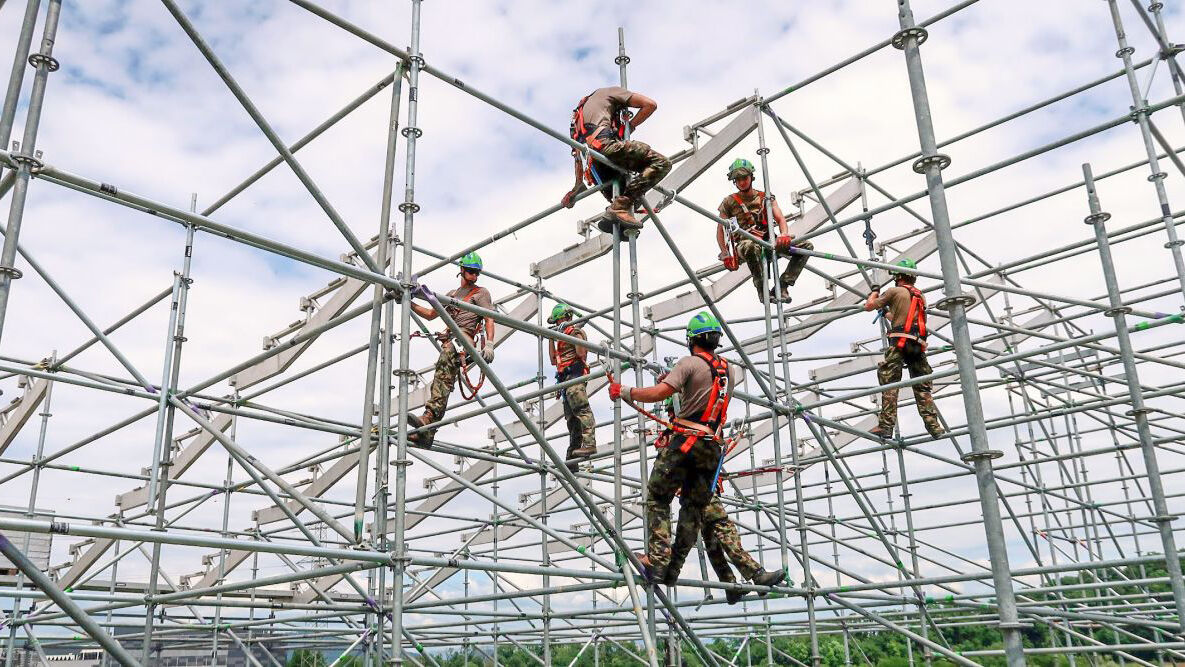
<box><xmin>392</xmin><ymin>0</ymin><xmax>424</xmax><ymax>661</ymax></box>
<box><xmin>1104</xmin><ymin>0</ymin><xmax>1185</xmax><ymax>298</ymax></box>
<box><xmin>0</xmin><ymin>0</ymin><xmax>57</xmax><ymax>345</ymax></box>
<box><xmin>892</xmin><ymin>1</ymin><xmax>1026</xmax><ymax>665</ymax></box>
<box><xmin>1082</xmin><ymin>162</ymin><xmax>1185</xmax><ymax>628</ymax></box>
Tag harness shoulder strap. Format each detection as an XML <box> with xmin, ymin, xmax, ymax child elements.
<box><xmin>730</xmin><ymin>192</ymin><xmax>767</xmax><ymax>232</ymax></box>
<box><xmin>692</xmin><ymin>351</ymin><xmax>731</xmax><ymax>430</ymax></box>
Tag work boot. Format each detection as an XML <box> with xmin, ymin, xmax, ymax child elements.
<box><xmin>927</xmin><ymin>425</ymin><xmax>947</xmax><ymax>438</ymax></box>
<box><xmin>406</xmin><ymin>412</ymin><xmax>436</xmax><ymax>447</ymax></box>
<box><xmin>867</xmin><ymin>425</ymin><xmax>892</xmax><ymax>440</ymax></box>
<box><xmin>634</xmin><ymin>552</ymin><xmax>666</xmax><ymax>585</ymax></box>
<box><xmin>769</xmin><ymin>286</ymin><xmax>792</xmax><ymax>303</ymax></box>
<box><xmin>597</xmin><ymin>196</ymin><xmax>642</xmax><ymax>233</ymax></box>
<box><xmin>662</xmin><ymin>565</ymin><xmax>679</xmax><ymax>587</ymax></box>
<box><xmin>726</xmin><ymin>587</ymin><xmax>744</xmax><ymax>605</ymax></box>
<box><xmin>751</xmin><ymin>568</ymin><xmax>785</xmax><ymax>591</ymax></box>
<box><xmin>566</xmin><ymin>445</ymin><xmax>596</xmax><ymax>460</ymax></box>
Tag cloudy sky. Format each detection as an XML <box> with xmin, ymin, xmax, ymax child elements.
<box><xmin>1</xmin><ymin>0</ymin><xmax>1184</xmax><ymax>643</ymax></box>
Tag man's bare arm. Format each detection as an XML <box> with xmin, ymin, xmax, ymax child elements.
<box><xmin>626</xmin><ymin>93</ymin><xmax>658</xmax><ymax>130</ymax></box>
<box><xmin>631</xmin><ymin>383</ymin><xmax>676</xmax><ymax>403</ymax></box>
<box><xmin>411</xmin><ymin>302</ymin><xmax>438</xmax><ymax>320</ymax></box>
<box><xmin>772</xmin><ymin>199</ymin><xmax>790</xmax><ymax>236</ymax></box>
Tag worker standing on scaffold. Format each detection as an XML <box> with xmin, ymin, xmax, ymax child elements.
<box><xmin>609</xmin><ymin>312</ymin><xmax>736</xmax><ymax>585</ymax></box>
<box><xmin>561</xmin><ymin>86</ymin><xmax>671</xmax><ymax>232</ymax></box>
<box><xmin>547</xmin><ymin>303</ymin><xmax>597</xmax><ymax>469</ymax></box>
<box><xmin>407</xmin><ymin>252</ymin><xmax>496</xmax><ymax>446</ymax></box>
<box><xmin>863</xmin><ymin>258</ymin><xmax>946</xmax><ymax>439</ymax></box>
<box><xmin>716</xmin><ymin>158</ymin><xmax>812</xmax><ymax>303</ymax></box>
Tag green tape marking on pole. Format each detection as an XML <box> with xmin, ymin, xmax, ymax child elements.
<box><xmin>416</xmin><ymin>644</ymin><xmax>425</xmax><ymax>652</ymax></box>
<box><xmin>925</xmin><ymin>596</ymin><xmax>935</xmax><ymax>605</ymax></box>
<box><xmin>576</xmin><ymin>545</ymin><xmax>586</xmax><ymax>555</ymax></box>
<box><xmin>825</xmin><ymin>253</ymin><xmax>834</xmax><ymax>259</ymax></box>
<box><xmin>1168</xmin><ymin>313</ymin><xmax>1184</xmax><ymax>324</ymax></box>
<box><xmin>69</xmin><ymin>466</ymin><xmax>80</xmax><ymax>471</ymax></box>
<box><xmin>65</xmin><ymin>587</ymin><xmax>72</xmax><ymax>593</ymax></box>
<box><xmin>895</xmin><ymin>560</ymin><xmax>905</xmax><ymax>570</ymax></box>
<box><xmin>945</xmin><ymin>594</ymin><xmax>954</xmax><ymax>602</ymax></box>
<box><xmin>1135</xmin><ymin>321</ymin><xmax>1151</xmax><ymax>331</ymax></box>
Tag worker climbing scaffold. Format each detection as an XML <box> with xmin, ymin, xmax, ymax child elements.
<box><xmin>561</xmin><ymin>86</ymin><xmax>672</xmax><ymax>232</ymax></box>
<box><xmin>716</xmin><ymin>158</ymin><xmax>812</xmax><ymax>303</ymax></box>
<box><xmin>863</xmin><ymin>259</ymin><xmax>946</xmax><ymax>439</ymax></box>
<box><xmin>406</xmin><ymin>252</ymin><xmax>497</xmax><ymax>446</ymax></box>
<box><xmin>547</xmin><ymin>303</ymin><xmax>597</xmax><ymax>469</ymax></box>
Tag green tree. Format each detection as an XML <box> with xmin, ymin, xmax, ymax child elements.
<box><xmin>287</xmin><ymin>649</ymin><xmax>327</xmax><ymax>667</ymax></box>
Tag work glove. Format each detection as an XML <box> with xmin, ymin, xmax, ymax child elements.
<box><xmin>480</xmin><ymin>344</ymin><xmax>495</xmax><ymax>363</ymax></box>
<box><xmin>608</xmin><ymin>383</ymin><xmax>631</xmax><ymax>402</ymax></box>
<box><xmin>775</xmin><ymin>235</ymin><xmax>794</xmax><ymax>252</ymax></box>
<box><xmin>561</xmin><ymin>189</ymin><xmax>579</xmax><ymax>209</ymax></box>
<box><xmin>723</xmin><ymin>256</ymin><xmax>739</xmax><ymax>271</ymax></box>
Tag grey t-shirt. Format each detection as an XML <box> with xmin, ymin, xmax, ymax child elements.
<box><xmin>661</xmin><ymin>353</ymin><xmax>742</xmax><ymax>420</ymax></box>
<box><xmin>580</xmin><ymin>86</ymin><xmax>633</xmax><ymax>141</ymax></box>
<box><xmin>446</xmin><ymin>285</ymin><xmax>493</xmax><ymax>337</ymax></box>
<box><xmin>871</xmin><ymin>285</ymin><xmax>917</xmax><ymax>328</ymax></box>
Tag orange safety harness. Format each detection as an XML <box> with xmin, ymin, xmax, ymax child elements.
<box><xmin>571</xmin><ymin>93</ymin><xmax>628</xmax><ymax>187</ymax></box>
<box><xmin>554</xmin><ymin>325</ymin><xmax>588</xmax><ymax>375</ymax></box>
<box><xmin>887</xmin><ymin>284</ymin><xmax>928</xmax><ymax>351</ymax></box>
<box><xmin>609</xmin><ymin>351</ymin><xmax>737</xmax><ymax>455</ymax></box>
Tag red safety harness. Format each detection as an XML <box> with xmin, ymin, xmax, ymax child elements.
<box><xmin>634</xmin><ymin>351</ymin><xmax>733</xmax><ymax>454</ymax></box>
<box><xmin>571</xmin><ymin>93</ymin><xmax>628</xmax><ymax>186</ymax></box>
<box><xmin>730</xmin><ymin>191</ymin><xmax>768</xmax><ymax>239</ymax></box>
<box><xmin>887</xmin><ymin>284</ymin><xmax>928</xmax><ymax>352</ymax></box>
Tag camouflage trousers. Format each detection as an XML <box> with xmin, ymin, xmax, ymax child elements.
<box><xmin>645</xmin><ymin>433</ymin><xmax>721</xmax><ymax>576</ymax></box>
<box><xmin>703</xmin><ymin>497</ymin><xmax>762</xmax><ymax>583</ymax></box>
<box><xmin>877</xmin><ymin>345</ymin><xmax>943</xmax><ymax>435</ymax></box>
<box><xmin>558</xmin><ymin>365</ymin><xmax>596</xmax><ymax>452</ymax></box>
<box><xmin>424</xmin><ymin>340</ymin><xmax>463</xmax><ymax>422</ymax></box>
<box><xmin>600</xmin><ymin>139</ymin><xmax>672</xmax><ymax>202</ymax></box>
<box><xmin>735</xmin><ymin>237</ymin><xmax>813</xmax><ymax>298</ymax></box>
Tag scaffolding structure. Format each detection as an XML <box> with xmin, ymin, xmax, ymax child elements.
<box><xmin>0</xmin><ymin>1</ymin><xmax>1185</xmax><ymax>665</ymax></box>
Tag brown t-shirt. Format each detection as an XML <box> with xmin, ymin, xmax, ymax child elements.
<box><xmin>661</xmin><ymin>353</ymin><xmax>742</xmax><ymax>420</ymax></box>
<box><xmin>718</xmin><ymin>189</ymin><xmax>769</xmax><ymax>237</ymax></box>
<box><xmin>446</xmin><ymin>285</ymin><xmax>493</xmax><ymax>337</ymax></box>
<box><xmin>871</xmin><ymin>285</ymin><xmax>919</xmax><ymax>328</ymax></box>
<box><xmin>580</xmin><ymin>86</ymin><xmax>632</xmax><ymax>142</ymax></box>
<box><xmin>555</xmin><ymin>324</ymin><xmax>587</xmax><ymax>369</ymax></box>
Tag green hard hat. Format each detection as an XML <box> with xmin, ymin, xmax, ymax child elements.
<box><xmin>892</xmin><ymin>258</ymin><xmax>917</xmax><ymax>274</ymax></box>
<box><xmin>727</xmin><ymin>158</ymin><xmax>756</xmax><ymax>180</ymax></box>
<box><xmin>459</xmin><ymin>252</ymin><xmax>483</xmax><ymax>271</ymax></box>
<box><xmin>548</xmin><ymin>303</ymin><xmax>577</xmax><ymax>324</ymax></box>
<box><xmin>686</xmin><ymin>311</ymin><xmax>723</xmax><ymax>340</ymax></box>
